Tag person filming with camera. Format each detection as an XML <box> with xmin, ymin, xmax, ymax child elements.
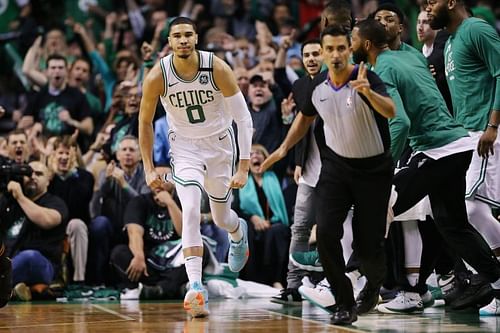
<box><xmin>0</xmin><ymin>160</ymin><xmax>68</xmax><ymax>302</ymax></box>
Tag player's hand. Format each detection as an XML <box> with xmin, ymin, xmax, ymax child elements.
<box><xmin>259</xmin><ymin>146</ymin><xmax>287</xmax><ymax>173</ymax></box>
<box><xmin>230</xmin><ymin>170</ymin><xmax>248</xmax><ymax>189</ymax></box>
<box><xmin>350</xmin><ymin>62</ymin><xmax>371</xmax><ymax>97</ymax></box>
<box><xmin>145</xmin><ymin>170</ymin><xmax>163</xmax><ymax>191</ymax></box>
<box><xmin>126</xmin><ymin>255</ymin><xmax>148</xmax><ymax>282</ymax></box>
<box><xmin>477</xmin><ymin>127</ymin><xmax>497</xmax><ymax>158</ymax></box>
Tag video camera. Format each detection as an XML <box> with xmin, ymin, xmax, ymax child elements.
<box><xmin>0</xmin><ymin>158</ymin><xmax>33</xmax><ymax>193</ymax></box>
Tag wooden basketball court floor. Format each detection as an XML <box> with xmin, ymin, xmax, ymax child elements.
<box><xmin>0</xmin><ymin>298</ymin><xmax>498</xmax><ymax>332</ymax></box>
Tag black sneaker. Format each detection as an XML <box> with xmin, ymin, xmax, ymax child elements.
<box><xmin>356</xmin><ymin>284</ymin><xmax>381</xmax><ymax>314</ymax></box>
<box><xmin>0</xmin><ymin>257</ymin><xmax>12</xmax><ymax>308</ymax></box>
<box><xmin>450</xmin><ymin>274</ymin><xmax>493</xmax><ymax>310</ymax></box>
<box><xmin>331</xmin><ymin>305</ymin><xmax>358</xmax><ymax>325</ymax></box>
<box><xmin>271</xmin><ymin>288</ymin><xmax>303</xmax><ymax>305</ymax></box>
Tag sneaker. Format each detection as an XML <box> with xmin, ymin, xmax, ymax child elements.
<box><xmin>14</xmin><ymin>282</ymin><xmax>32</xmax><ymax>301</ymax></box>
<box><xmin>228</xmin><ymin>219</ymin><xmax>249</xmax><ymax>272</ymax></box>
<box><xmin>299</xmin><ymin>279</ymin><xmax>336</xmax><ymax>313</ymax></box>
<box><xmin>377</xmin><ymin>291</ymin><xmax>423</xmax><ymax>314</ymax></box>
<box><xmin>271</xmin><ymin>288</ymin><xmax>302</xmax><ymax>305</ymax></box>
<box><xmin>450</xmin><ymin>274</ymin><xmax>493</xmax><ymax>310</ymax></box>
<box><xmin>479</xmin><ymin>297</ymin><xmax>500</xmax><ymax>316</ymax></box>
<box><xmin>183</xmin><ymin>281</ymin><xmax>209</xmax><ymax>318</ymax></box>
<box><xmin>290</xmin><ymin>250</ymin><xmax>323</xmax><ymax>272</ymax></box>
<box><xmin>421</xmin><ymin>290</ymin><xmax>435</xmax><ymax>308</ymax></box>
<box><xmin>0</xmin><ymin>257</ymin><xmax>12</xmax><ymax>308</ymax></box>
<box><xmin>120</xmin><ymin>283</ymin><xmax>143</xmax><ymax>300</ymax></box>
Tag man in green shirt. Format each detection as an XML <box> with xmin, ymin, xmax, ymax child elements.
<box><xmin>352</xmin><ymin>18</ymin><xmax>500</xmax><ymax>313</ymax></box>
<box><xmin>373</xmin><ymin>4</ymin><xmax>427</xmax><ymax>66</ymax></box>
<box><xmin>427</xmin><ymin>0</ymin><xmax>500</xmax><ymax>316</ymax></box>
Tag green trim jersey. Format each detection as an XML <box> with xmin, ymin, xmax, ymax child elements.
<box><xmin>374</xmin><ymin>50</ymin><xmax>468</xmax><ymax>157</ymax></box>
<box><xmin>444</xmin><ymin>18</ymin><xmax>500</xmax><ymax>131</ymax></box>
<box><xmin>159</xmin><ymin>51</ymin><xmax>232</xmax><ymax>138</ymax></box>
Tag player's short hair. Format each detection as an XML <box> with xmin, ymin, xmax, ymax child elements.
<box><xmin>373</xmin><ymin>3</ymin><xmax>405</xmax><ymax>25</ymax></box>
<box><xmin>322</xmin><ymin>0</ymin><xmax>352</xmax><ymax>27</ymax></box>
<box><xmin>169</xmin><ymin>16</ymin><xmax>197</xmax><ymax>33</ymax></box>
<box><xmin>355</xmin><ymin>18</ymin><xmax>388</xmax><ymax>49</ymax></box>
<box><xmin>320</xmin><ymin>24</ymin><xmax>351</xmax><ymax>46</ymax></box>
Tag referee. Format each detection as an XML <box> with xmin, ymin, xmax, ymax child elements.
<box><xmin>260</xmin><ymin>25</ymin><xmax>395</xmax><ymax>325</ymax></box>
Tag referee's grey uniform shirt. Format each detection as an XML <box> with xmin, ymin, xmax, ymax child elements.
<box><xmin>302</xmin><ymin>66</ymin><xmax>391</xmax><ymax>160</ymax></box>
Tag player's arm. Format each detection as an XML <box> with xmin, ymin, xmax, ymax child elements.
<box><xmin>139</xmin><ymin>63</ymin><xmax>164</xmax><ymax>188</ymax></box>
<box><xmin>213</xmin><ymin>56</ymin><xmax>253</xmax><ymax>188</ymax></box>
<box><xmin>470</xmin><ymin>22</ymin><xmax>500</xmax><ymax>157</ymax></box>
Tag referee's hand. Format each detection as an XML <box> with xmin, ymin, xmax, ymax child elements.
<box><xmin>259</xmin><ymin>146</ymin><xmax>287</xmax><ymax>173</ymax></box>
<box><xmin>350</xmin><ymin>62</ymin><xmax>371</xmax><ymax>97</ymax></box>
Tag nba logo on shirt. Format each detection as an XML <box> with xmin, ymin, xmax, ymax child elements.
<box><xmin>199</xmin><ymin>74</ymin><xmax>209</xmax><ymax>85</ymax></box>
<box><xmin>346</xmin><ymin>96</ymin><xmax>353</xmax><ymax>107</ymax></box>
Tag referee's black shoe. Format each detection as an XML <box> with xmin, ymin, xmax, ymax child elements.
<box><xmin>331</xmin><ymin>305</ymin><xmax>358</xmax><ymax>325</ymax></box>
<box><xmin>356</xmin><ymin>284</ymin><xmax>381</xmax><ymax>314</ymax></box>
<box><xmin>0</xmin><ymin>256</ymin><xmax>12</xmax><ymax>308</ymax></box>
<box><xmin>451</xmin><ymin>274</ymin><xmax>493</xmax><ymax>310</ymax></box>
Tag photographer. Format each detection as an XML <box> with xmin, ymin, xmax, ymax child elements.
<box><xmin>0</xmin><ymin>161</ymin><xmax>68</xmax><ymax>301</ymax></box>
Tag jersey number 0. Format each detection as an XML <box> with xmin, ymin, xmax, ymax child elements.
<box><xmin>186</xmin><ymin>105</ymin><xmax>206</xmax><ymax>124</ymax></box>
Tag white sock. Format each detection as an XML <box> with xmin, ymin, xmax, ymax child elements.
<box><xmin>407</xmin><ymin>272</ymin><xmax>419</xmax><ymax>287</ymax></box>
<box><xmin>490</xmin><ymin>277</ymin><xmax>500</xmax><ymax>290</ymax></box>
<box><xmin>229</xmin><ymin>218</ymin><xmax>243</xmax><ymax>242</ymax></box>
<box><xmin>185</xmin><ymin>256</ymin><xmax>203</xmax><ymax>286</ymax></box>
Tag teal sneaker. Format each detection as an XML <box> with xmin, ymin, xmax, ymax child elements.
<box><xmin>290</xmin><ymin>250</ymin><xmax>323</xmax><ymax>272</ymax></box>
<box><xmin>228</xmin><ymin>219</ymin><xmax>249</xmax><ymax>272</ymax></box>
<box><xmin>183</xmin><ymin>282</ymin><xmax>209</xmax><ymax>318</ymax></box>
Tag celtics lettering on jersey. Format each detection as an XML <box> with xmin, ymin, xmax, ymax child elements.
<box><xmin>159</xmin><ymin>51</ymin><xmax>232</xmax><ymax>138</ymax></box>
<box><xmin>167</xmin><ymin>88</ymin><xmax>214</xmax><ymax>124</ymax></box>
<box><xmin>444</xmin><ymin>43</ymin><xmax>455</xmax><ymax>81</ymax></box>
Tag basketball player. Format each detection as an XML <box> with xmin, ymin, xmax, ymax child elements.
<box><xmin>139</xmin><ymin>17</ymin><xmax>253</xmax><ymax>318</ymax></box>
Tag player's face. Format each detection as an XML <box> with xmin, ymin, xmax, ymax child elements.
<box><xmin>168</xmin><ymin>24</ymin><xmax>198</xmax><ymax>59</ymax></box>
<box><xmin>351</xmin><ymin>27</ymin><xmax>369</xmax><ymax>65</ymax></box>
<box><xmin>426</xmin><ymin>0</ymin><xmax>450</xmax><ymax>30</ymax></box>
<box><xmin>417</xmin><ymin>11</ymin><xmax>436</xmax><ymax>43</ymax></box>
<box><xmin>374</xmin><ymin>10</ymin><xmax>402</xmax><ymax>42</ymax></box>
<box><xmin>302</xmin><ymin>43</ymin><xmax>323</xmax><ymax>76</ymax></box>
<box><xmin>321</xmin><ymin>34</ymin><xmax>351</xmax><ymax>73</ymax></box>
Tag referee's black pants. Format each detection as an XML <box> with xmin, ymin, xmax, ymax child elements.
<box><xmin>392</xmin><ymin>150</ymin><xmax>500</xmax><ymax>282</ymax></box>
<box><xmin>315</xmin><ymin>152</ymin><xmax>393</xmax><ymax>309</ymax></box>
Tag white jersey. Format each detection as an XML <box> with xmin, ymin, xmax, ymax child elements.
<box><xmin>159</xmin><ymin>51</ymin><xmax>232</xmax><ymax>138</ymax></box>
